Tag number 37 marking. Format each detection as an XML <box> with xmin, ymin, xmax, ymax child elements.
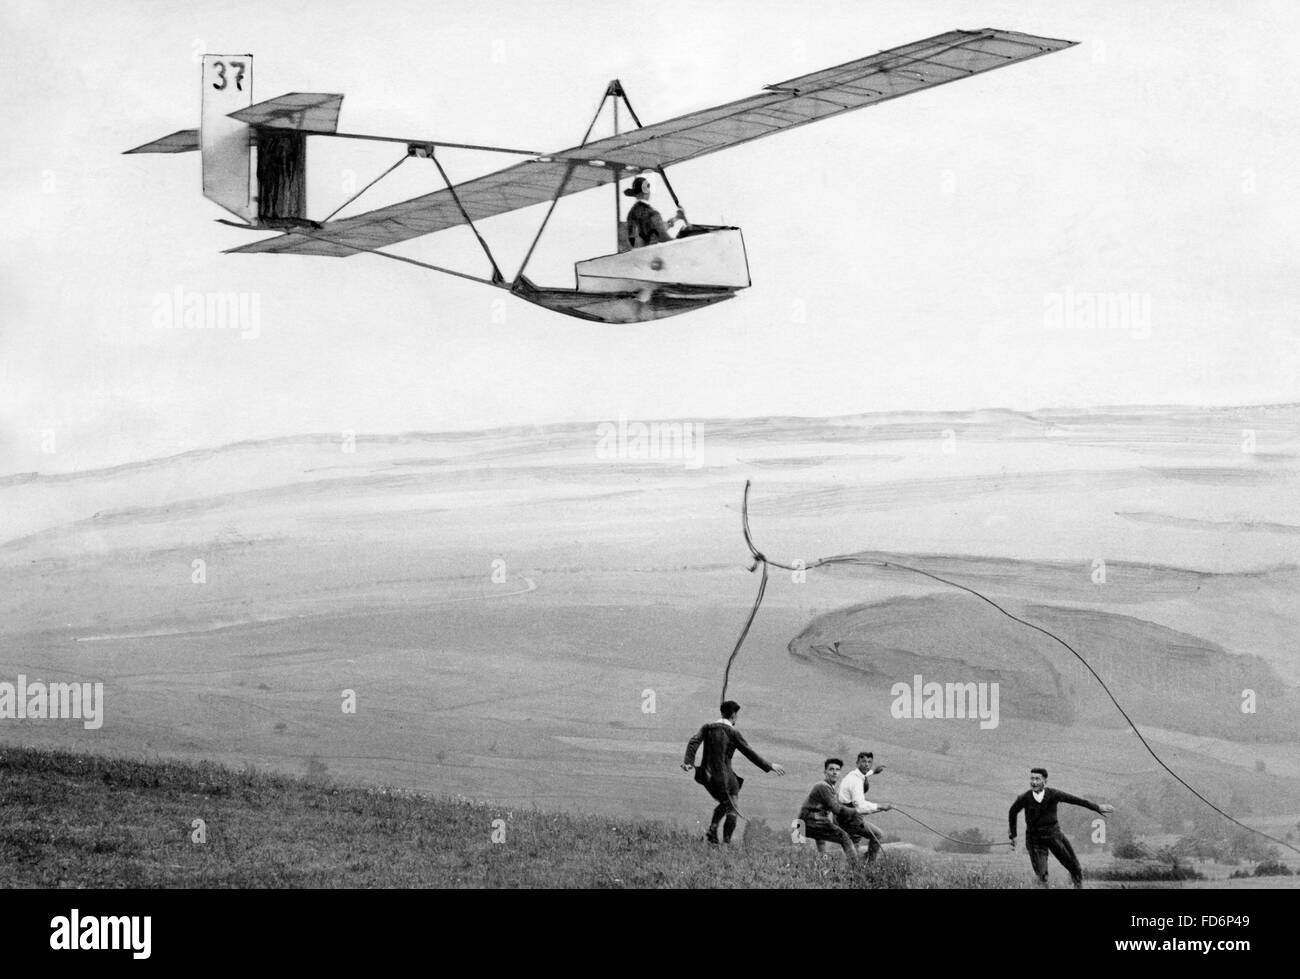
<box><xmin>211</xmin><ymin>60</ymin><xmax>246</xmax><ymax>91</ymax></box>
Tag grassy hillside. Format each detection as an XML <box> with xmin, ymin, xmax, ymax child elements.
<box><xmin>0</xmin><ymin>746</ymin><xmax>1031</xmax><ymax>888</ymax></box>
<box><xmin>4</xmin><ymin>407</ymin><xmax>1298</xmax><ymax>838</ymax></box>
<box><xmin>792</xmin><ymin>591</ymin><xmax>1300</xmax><ymax>741</ymax></box>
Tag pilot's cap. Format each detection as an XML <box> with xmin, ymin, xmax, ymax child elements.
<box><xmin>623</xmin><ymin>175</ymin><xmax>651</xmax><ymax>197</ymax></box>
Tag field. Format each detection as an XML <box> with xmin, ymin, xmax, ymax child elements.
<box><xmin>10</xmin><ymin>745</ymin><xmax>1291</xmax><ymax>888</ymax></box>
<box><xmin>0</xmin><ymin>746</ymin><xmax>1035</xmax><ymax>888</ymax></box>
<box><xmin>2</xmin><ymin>405</ymin><xmax>1298</xmax><ymax>886</ymax></box>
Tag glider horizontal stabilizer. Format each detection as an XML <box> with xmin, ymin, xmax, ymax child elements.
<box><xmin>123</xmin><ymin>129</ymin><xmax>200</xmax><ymax>154</ymax></box>
<box><xmin>229</xmin><ymin>93</ymin><xmax>344</xmax><ymax>133</ymax></box>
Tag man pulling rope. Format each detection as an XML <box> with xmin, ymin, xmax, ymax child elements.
<box><xmin>722</xmin><ymin>480</ymin><xmax>1298</xmax><ymax>859</ymax></box>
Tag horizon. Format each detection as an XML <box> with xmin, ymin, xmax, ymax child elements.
<box><xmin>4</xmin><ymin>0</ymin><xmax>1298</xmax><ymax>477</ymax></box>
<box><xmin>5</xmin><ymin>399</ymin><xmax>1298</xmax><ymax>479</ymax></box>
<box><xmin>3</xmin><ymin>0</ymin><xmax>1298</xmax><ymax>910</ymax></box>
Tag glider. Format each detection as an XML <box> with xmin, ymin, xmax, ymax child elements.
<box><xmin>126</xmin><ymin>30</ymin><xmax>1076</xmax><ymax>323</ymax></box>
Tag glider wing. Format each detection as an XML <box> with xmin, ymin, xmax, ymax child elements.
<box><xmin>226</xmin><ymin>28</ymin><xmax>1075</xmax><ymax>257</ymax></box>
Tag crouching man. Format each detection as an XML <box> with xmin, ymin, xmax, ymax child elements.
<box><xmin>795</xmin><ymin>758</ymin><xmax>859</xmax><ymax>861</ymax></box>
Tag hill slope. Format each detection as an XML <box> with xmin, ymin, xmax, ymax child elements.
<box><xmin>0</xmin><ymin>746</ymin><xmax>1032</xmax><ymax>888</ymax></box>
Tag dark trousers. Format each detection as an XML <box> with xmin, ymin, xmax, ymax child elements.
<box><xmin>803</xmin><ymin>818</ymin><xmax>858</xmax><ymax>860</ymax></box>
<box><xmin>1027</xmin><ymin>830</ymin><xmax>1083</xmax><ymax>886</ymax></box>
<box><xmin>837</xmin><ymin>812</ymin><xmax>883</xmax><ymax>860</ymax></box>
<box><xmin>708</xmin><ymin>800</ymin><xmax>739</xmax><ymax>843</ymax></box>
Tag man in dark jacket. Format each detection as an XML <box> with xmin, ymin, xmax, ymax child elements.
<box><xmin>1008</xmin><ymin>767</ymin><xmax>1115</xmax><ymax>888</ymax></box>
<box><xmin>798</xmin><ymin>758</ymin><xmax>860</xmax><ymax>860</ymax></box>
<box><xmin>682</xmin><ymin>700</ymin><xmax>785</xmax><ymax>844</ymax></box>
<box><xmin>624</xmin><ymin>175</ymin><xmax>688</xmax><ymax>248</ymax></box>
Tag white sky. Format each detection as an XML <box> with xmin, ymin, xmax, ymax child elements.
<box><xmin>2</xmin><ymin>0</ymin><xmax>1298</xmax><ymax>473</ymax></box>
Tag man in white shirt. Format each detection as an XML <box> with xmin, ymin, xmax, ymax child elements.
<box><xmin>836</xmin><ymin>751</ymin><xmax>892</xmax><ymax>860</ymax></box>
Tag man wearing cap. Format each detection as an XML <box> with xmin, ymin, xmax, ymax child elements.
<box><xmin>624</xmin><ymin>175</ymin><xmax>688</xmax><ymax>248</ymax></box>
<box><xmin>1008</xmin><ymin>767</ymin><xmax>1115</xmax><ymax>888</ymax></box>
<box><xmin>682</xmin><ymin>700</ymin><xmax>785</xmax><ymax>844</ymax></box>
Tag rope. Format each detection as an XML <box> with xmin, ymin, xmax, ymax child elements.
<box><xmin>729</xmin><ymin>480</ymin><xmax>1300</xmax><ymax>857</ymax></box>
<box><xmin>890</xmin><ymin>805</ymin><xmax>1012</xmax><ymax>847</ymax></box>
<box><xmin>720</xmin><ymin>561</ymin><xmax>766</xmax><ymax>703</ymax></box>
<box><xmin>719</xmin><ymin>493</ymin><xmax>769</xmax><ymax>701</ymax></box>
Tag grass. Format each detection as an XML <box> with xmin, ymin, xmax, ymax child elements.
<box><xmin>0</xmin><ymin>745</ymin><xmax>1032</xmax><ymax>888</ymax></box>
<box><xmin>1087</xmin><ymin>863</ymin><xmax>1205</xmax><ymax>882</ymax></box>
<box><xmin>1229</xmin><ymin>860</ymin><xmax>1293</xmax><ymax>879</ymax></box>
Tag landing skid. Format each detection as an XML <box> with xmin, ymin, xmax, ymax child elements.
<box><xmin>510</xmin><ymin>279</ymin><xmax>737</xmax><ymax>324</ymax></box>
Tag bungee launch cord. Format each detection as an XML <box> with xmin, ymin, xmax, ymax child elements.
<box><xmin>725</xmin><ymin>480</ymin><xmax>1299</xmax><ymax>856</ymax></box>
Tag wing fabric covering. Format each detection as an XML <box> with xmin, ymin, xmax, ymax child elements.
<box><xmin>226</xmin><ymin>29</ymin><xmax>1075</xmax><ymax>257</ymax></box>
<box><xmin>226</xmin><ymin>159</ymin><xmax>611</xmax><ymax>257</ymax></box>
<box><xmin>566</xmin><ymin>29</ymin><xmax>1076</xmax><ymax>170</ymax></box>
<box><xmin>229</xmin><ymin>93</ymin><xmax>345</xmax><ymax>133</ymax></box>
<box><xmin>124</xmin><ymin>129</ymin><xmax>200</xmax><ymax>154</ymax></box>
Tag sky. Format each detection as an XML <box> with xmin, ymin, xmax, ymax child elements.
<box><xmin>2</xmin><ymin>0</ymin><xmax>1298</xmax><ymax>473</ymax></box>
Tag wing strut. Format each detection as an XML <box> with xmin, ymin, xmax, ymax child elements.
<box><xmin>594</xmin><ymin>80</ymin><xmax>684</xmax><ymax>212</ymax></box>
<box><xmin>613</xmin><ymin>91</ymin><xmax>622</xmax><ymax>248</ymax></box>
<box><xmin>588</xmin><ymin>79</ymin><xmax>685</xmax><ymax>252</ymax></box>
<box><xmin>613</xmin><ymin>83</ymin><xmax>683</xmax><ymax>212</ymax></box>
<box><xmin>314</xmin><ymin>145</ymin><xmax>506</xmax><ymax>283</ymax></box>
<box><xmin>513</xmin><ymin>163</ymin><xmax>577</xmax><ymax>288</ymax></box>
<box><xmin>428</xmin><ymin>149</ymin><xmax>505</xmax><ymax>285</ymax></box>
<box><xmin>511</xmin><ymin>78</ymin><xmax>693</xmax><ymax>284</ymax></box>
<box><xmin>577</xmin><ymin>83</ymin><xmax>613</xmax><ymax>147</ymax></box>
<box><xmin>512</xmin><ymin>81</ymin><xmax>633</xmax><ymax>286</ymax></box>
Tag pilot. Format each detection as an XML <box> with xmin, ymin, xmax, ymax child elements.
<box><xmin>624</xmin><ymin>176</ymin><xmax>687</xmax><ymax>247</ymax></box>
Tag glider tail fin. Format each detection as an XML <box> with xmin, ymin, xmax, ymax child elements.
<box><xmin>126</xmin><ymin>54</ymin><xmax>326</xmax><ymax>227</ymax></box>
<box><xmin>200</xmin><ymin>54</ymin><xmax>256</xmax><ymax>223</ymax></box>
